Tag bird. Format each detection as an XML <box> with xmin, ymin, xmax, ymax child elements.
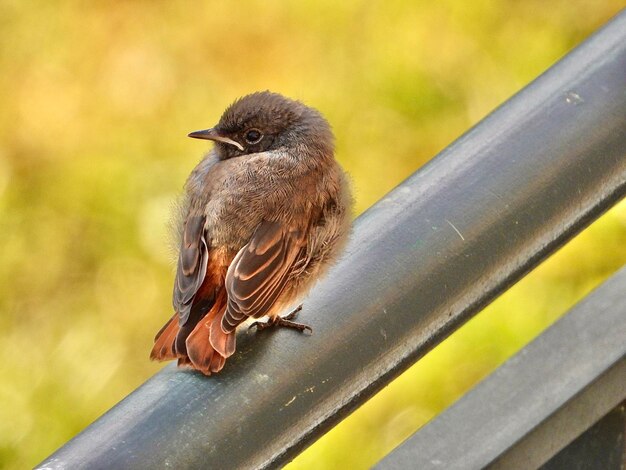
<box><xmin>150</xmin><ymin>91</ymin><xmax>352</xmax><ymax>375</ymax></box>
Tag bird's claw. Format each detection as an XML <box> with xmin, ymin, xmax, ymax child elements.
<box><xmin>248</xmin><ymin>304</ymin><xmax>312</xmax><ymax>334</ymax></box>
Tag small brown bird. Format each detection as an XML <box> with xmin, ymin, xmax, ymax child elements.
<box><xmin>151</xmin><ymin>91</ymin><xmax>352</xmax><ymax>375</ymax></box>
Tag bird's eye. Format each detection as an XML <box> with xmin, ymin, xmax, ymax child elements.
<box><xmin>244</xmin><ymin>129</ymin><xmax>263</xmax><ymax>144</ymax></box>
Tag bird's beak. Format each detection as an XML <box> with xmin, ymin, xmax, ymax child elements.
<box><xmin>187</xmin><ymin>128</ymin><xmax>244</xmax><ymax>151</ymax></box>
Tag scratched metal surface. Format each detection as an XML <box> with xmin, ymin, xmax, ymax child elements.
<box><xmin>37</xmin><ymin>11</ymin><xmax>626</xmax><ymax>470</ymax></box>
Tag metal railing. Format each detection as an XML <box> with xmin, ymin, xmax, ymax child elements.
<box><xmin>37</xmin><ymin>10</ymin><xmax>626</xmax><ymax>470</ymax></box>
<box><xmin>376</xmin><ymin>267</ymin><xmax>626</xmax><ymax>469</ymax></box>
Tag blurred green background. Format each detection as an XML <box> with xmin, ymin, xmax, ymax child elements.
<box><xmin>0</xmin><ymin>1</ymin><xmax>624</xmax><ymax>468</ymax></box>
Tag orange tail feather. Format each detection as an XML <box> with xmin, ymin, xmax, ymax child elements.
<box><xmin>150</xmin><ymin>314</ymin><xmax>180</xmax><ymax>361</ymax></box>
<box><xmin>209</xmin><ymin>311</ymin><xmax>236</xmax><ymax>358</ymax></box>
<box><xmin>186</xmin><ymin>290</ymin><xmax>234</xmax><ymax>375</ymax></box>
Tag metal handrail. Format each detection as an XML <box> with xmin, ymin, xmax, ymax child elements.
<box><xmin>376</xmin><ymin>267</ymin><xmax>626</xmax><ymax>469</ymax></box>
<box><xmin>37</xmin><ymin>10</ymin><xmax>626</xmax><ymax>470</ymax></box>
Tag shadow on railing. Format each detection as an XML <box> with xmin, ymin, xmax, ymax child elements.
<box><xmin>37</xmin><ymin>10</ymin><xmax>626</xmax><ymax>470</ymax></box>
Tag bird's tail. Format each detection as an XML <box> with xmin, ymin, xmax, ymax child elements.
<box><xmin>150</xmin><ymin>290</ymin><xmax>236</xmax><ymax>375</ymax></box>
<box><xmin>150</xmin><ymin>313</ymin><xmax>180</xmax><ymax>362</ymax></box>
<box><xmin>185</xmin><ymin>289</ymin><xmax>236</xmax><ymax>375</ymax></box>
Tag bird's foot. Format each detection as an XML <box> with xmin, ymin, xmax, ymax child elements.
<box><xmin>273</xmin><ymin>316</ymin><xmax>312</xmax><ymax>334</ymax></box>
<box><xmin>249</xmin><ymin>305</ymin><xmax>312</xmax><ymax>334</ymax></box>
<box><xmin>248</xmin><ymin>318</ymin><xmax>274</xmax><ymax>332</ymax></box>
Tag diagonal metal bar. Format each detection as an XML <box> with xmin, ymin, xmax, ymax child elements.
<box><xmin>541</xmin><ymin>404</ymin><xmax>626</xmax><ymax>470</ymax></box>
<box><xmin>37</xmin><ymin>10</ymin><xmax>626</xmax><ymax>470</ymax></box>
<box><xmin>375</xmin><ymin>267</ymin><xmax>626</xmax><ymax>470</ymax></box>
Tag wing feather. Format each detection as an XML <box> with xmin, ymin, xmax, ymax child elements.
<box><xmin>173</xmin><ymin>214</ymin><xmax>209</xmax><ymax>325</ymax></box>
<box><xmin>222</xmin><ymin>220</ymin><xmax>306</xmax><ymax>333</ymax></box>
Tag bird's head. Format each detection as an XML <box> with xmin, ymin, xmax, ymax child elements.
<box><xmin>188</xmin><ymin>91</ymin><xmax>334</xmax><ymax>160</ymax></box>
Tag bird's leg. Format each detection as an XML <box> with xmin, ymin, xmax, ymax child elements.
<box><xmin>282</xmin><ymin>304</ymin><xmax>303</xmax><ymax>321</ymax></box>
<box><xmin>249</xmin><ymin>304</ymin><xmax>312</xmax><ymax>334</ymax></box>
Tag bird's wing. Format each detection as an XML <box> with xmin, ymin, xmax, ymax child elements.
<box><xmin>173</xmin><ymin>212</ymin><xmax>209</xmax><ymax>325</ymax></box>
<box><xmin>222</xmin><ymin>220</ymin><xmax>306</xmax><ymax>333</ymax></box>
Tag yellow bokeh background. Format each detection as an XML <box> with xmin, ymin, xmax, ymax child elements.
<box><xmin>0</xmin><ymin>1</ymin><xmax>624</xmax><ymax>468</ymax></box>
